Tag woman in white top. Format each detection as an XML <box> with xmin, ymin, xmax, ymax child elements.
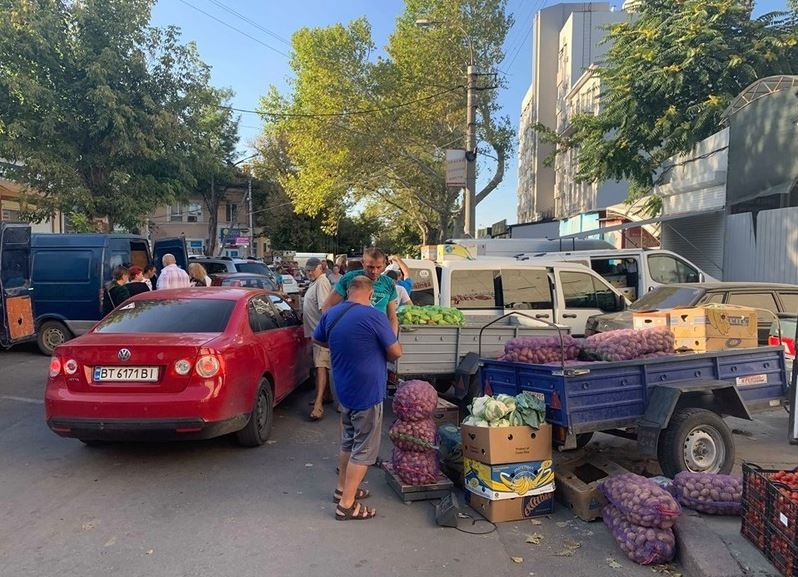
<box><xmin>188</xmin><ymin>262</ymin><xmax>212</xmax><ymax>287</ymax></box>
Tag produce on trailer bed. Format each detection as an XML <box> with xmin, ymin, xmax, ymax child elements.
<box><xmin>603</xmin><ymin>504</ymin><xmax>676</xmax><ymax>565</ymax></box>
<box><xmin>498</xmin><ymin>335</ymin><xmax>580</xmax><ymax>364</ymax></box>
<box><xmin>601</xmin><ymin>473</ymin><xmax>682</xmax><ymax>529</ymax></box>
<box><xmin>581</xmin><ymin>326</ymin><xmax>674</xmax><ymax>362</ymax></box>
<box><xmin>398</xmin><ymin>305</ymin><xmax>465</xmax><ymax>326</ymax></box>
<box><xmin>672</xmin><ymin>472</ymin><xmax>742</xmax><ymax>515</ymax></box>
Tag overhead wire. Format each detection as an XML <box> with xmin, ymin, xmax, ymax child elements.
<box><xmin>176</xmin><ymin>0</ymin><xmax>290</xmax><ymax>57</ymax></box>
<box><xmin>206</xmin><ymin>0</ymin><xmax>291</xmax><ymax>46</ymax></box>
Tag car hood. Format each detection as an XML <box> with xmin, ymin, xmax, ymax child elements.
<box><xmin>588</xmin><ymin>310</ymin><xmax>635</xmax><ymax>333</ymax></box>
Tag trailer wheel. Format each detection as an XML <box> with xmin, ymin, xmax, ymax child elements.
<box><xmin>658</xmin><ymin>408</ymin><xmax>734</xmax><ymax>477</ymax></box>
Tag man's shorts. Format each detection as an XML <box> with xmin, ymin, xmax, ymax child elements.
<box><xmin>341</xmin><ymin>403</ymin><xmax>383</xmax><ymax>465</ymax></box>
<box><xmin>312</xmin><ymin>343</ymin><xmax>330</xmax><ymax>369</ymax></box>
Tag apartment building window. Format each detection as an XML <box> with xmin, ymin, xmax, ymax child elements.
<box><xmin>1</xmin><ymin>208</ymin><xmax>21</xmax><ymax>221</ymax></box>
<box><xmin>226</xmin><ymin>202</ymin><xmax>239</xmax><ymax>223</ymax></box>
<box><xmin>186</xmin><ymin>202</ymin><xmax>203</xmax><ymax>223</ymax></box>
<box><xmin>169</xmin><ymin>205</ymin><xmax>183</xmax><ymax>222</ymax></box>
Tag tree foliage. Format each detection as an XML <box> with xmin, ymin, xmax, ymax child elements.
<box><xmin>255</xmin><ymin>0</ymin><xmax>512</xmax><ymax>243</ymax></box>
<box><xmin>550</xmin><ymin>0</ymin><xmax>798</xmax><ymax>206</ymax></box>
<box><xmin>0</xmin><ymin>0</ymin><xmax>235</xmax><ymax>230</ymax></box>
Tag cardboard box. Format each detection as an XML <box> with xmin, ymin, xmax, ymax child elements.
<box><xmin>437</xmin><ymin>242</ymin><xmax>477</xmax><ymax>261</ymax></box>
<box><xmin>670</xmin><ymin>305</ymin><xmax>758</xmax><ymax>352</ymax></box>
<box><xmin>461</xmin><ymin>423</ymin><xmax>552</xmax><ymax>465</ymax></box>
<box><xmin>420</xmin><ymin>245</ymin><xmax>437</xmax><ymax>261</ymax></box>
<box><xmin>632</xmin><ymin>310</ymin><xmax>670</xmax><ymax>330</ymax></box>
<box><xmin>554</xmin><ymin>456</ymin><xmax>630</xmax><ymax>521</ymax></box>
<box><xmin>464</xmin><ymin>457</ymin><xmax>554</xmax><ymax>500</ymax></box>
<box><xmin>432</xmin><ymin>397</ymin><xmax>460</xmax><ymax>429</ymax></box>
<box><xmin>466</xmin><ymin>489</ymin><xmax>554</xmax><ymax>522</ymax></box>
<box><xmin>605</xmin><ymin>275</ymin><xmax>628</xmax><ymax>289</ymax></box>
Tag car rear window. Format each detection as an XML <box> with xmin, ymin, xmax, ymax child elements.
<box><xmin>630</xmin><ymin>286</ymin><xmax>704</xmax><ymax>310</ymax></box>
<box><xmin>236</xmin><ymin>262</ymin><xmax>270</xmax><ymax>275</ymax></box>
<box><xmin>94</xmin><ymin>299</ymin><xmax>235</xmax><ymax>333</ymax></box>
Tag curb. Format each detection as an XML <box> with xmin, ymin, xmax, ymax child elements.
<box><xmin>674</xmin><ymin>512</ymin><xmax>746</xmax><ymax>577</ymax></box>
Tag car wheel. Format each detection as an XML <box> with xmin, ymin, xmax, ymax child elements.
<box><xmin>658</xmin><ymin>408</ymin><xmax>734</xmax><ymax>477</ymax></box>
<box><xmin>37</xmin><ymin>320</ymin><xmax>72</xmax><ymax>356</ymax></box>
<box><xmin>236</xmin><ymin>378</ymin><xmax>274</xmax><ymax>447</ymax></box>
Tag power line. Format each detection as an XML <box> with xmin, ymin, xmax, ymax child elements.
<box><xmin>176</xmin><ymin>0</ymin><xmax>290</xmax><ymax>58</ymax></box>
<box><xmin>222</xmin><ymin>85</ymin><xmax>465</xmax><ymax>118</ymax></box>
<box><xmin>206</xmin><ymin>0</ymin><xmax>291</xmax><ymax>46</ymax></box>
<box><xmin>503</xmin><ymin>0</ymin><xmax>548</xmax><ymax>73</ymax></box>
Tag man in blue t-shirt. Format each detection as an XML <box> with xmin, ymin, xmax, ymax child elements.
<box><xmin>322</xmin><ymin>247</ymin><xmax>399</xmax><ymax>334</ymax></box>
<box><xmin>388</xmin><ymin>255</ymin><xmax>413</xmax><ymax>293</ymax></box>
<box><xmin>314</xmin><ymin>275</ymin><xmax>402</xmax><ymax>521</ymax></box>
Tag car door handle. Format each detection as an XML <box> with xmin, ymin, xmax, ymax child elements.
<box><xmin>535</xmin><ymin>314</ymin><xmax>550</xmax><ymax>319</ymax></box>
<box><xmin>562</xmin><ymin>313</ymin><xmax>578</xmax><ymax>318</ymax></box>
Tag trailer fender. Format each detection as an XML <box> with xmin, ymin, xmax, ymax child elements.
<box><xmin>636</xmin><ymin>381</ymin><xmax>751</xmax><ymax>457</ymax></box>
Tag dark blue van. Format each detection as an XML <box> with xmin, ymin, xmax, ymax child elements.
<box><xmin>31</xmin><ymin>234</ymin><xmax>187</xmax><ymax>354</ymax></box>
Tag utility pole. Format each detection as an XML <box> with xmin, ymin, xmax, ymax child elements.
<box><xmin>465</xmin><ymin>65</ymin><xmax>477</xmax><ymax>238</ymax></box>
<box><xmin>247</xmin><ymin>175</ymin><xmax>254</xmax><ymax>258</ymax></box>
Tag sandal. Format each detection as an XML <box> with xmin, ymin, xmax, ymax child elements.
<box><xmin>333</xmin><ymin>487</ymin><xmax>370</xmax><ymax>503</ymax></box>
<box><xmin>335</xmin><ymin>501</ymin><xmax>376</xmax><ymax>521</ymax></box>
<box><xmin>309</xmin><ymin>406</ymin><xmax>324</xmax><ymax>421</ymax></box>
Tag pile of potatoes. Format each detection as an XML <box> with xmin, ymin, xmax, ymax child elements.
<box><xmin>603</xmin><ymin>504</ymin><xmax>676</xmax><ymax>565</ymax></box>
<box><xmin>672</xmin><ymin>472</ymin><xmax>743</xmax><ymax>515</ymax></box>
<box><xmin>581</xmin><ymin>327</ymin><xmax>675</xmax><ymax>362</ymax></box>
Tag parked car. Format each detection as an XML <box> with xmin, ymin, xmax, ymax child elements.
<box><xmin>45</xmin><ymin>287</ymin><xmax>311</xmax><ymax>446</ymax></box>
<box><xmin>281</xmin><ymin>274</ymin><xmax>300</xmax><ymax>294</ymax></box>
<box><xmin>769</xmin><ymin>314</ymin><xmax>797</xmax><ymax>374</ymax></box>
<box><xmin>209</xmin><ymin>273</ymin><xmax>297</xmax><ymax>308</ymax></box>
<box><xmin>189</xmin><ymin>255</ymin><xmax>283</xmax><ymax>289</ymax></box>
<box><xmin>587</xmin><ymin>282</ymin><xmax>798</xmax><ymax>343</ymax></box>
<box><xmin>31</xmin><ymin>233</ymin><xmax>188</xmax><ymax>355</ymax></box>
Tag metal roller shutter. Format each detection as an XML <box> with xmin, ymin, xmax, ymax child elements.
<box><xmin>661</xmin><ymin>213</ymin><xmax>725</xmax><ymax>280</ymax></box>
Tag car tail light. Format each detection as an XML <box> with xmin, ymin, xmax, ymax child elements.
<box><xmin>49</xmin><ymin>357</ymin><xmax>62</xmax><ymax>377</ymax></box>
<box><xmin>174</xmin><ymin>359</ymin><xmax>192</xmax><ymax>375</ymax></box>
<box><xmin>63</xmin><ymin>359</ymin><xmax>78</xmax><ymax>375</ymax></box>
<box><xmin>195</xmin><ymin>355</ymin><xmax>221</xmax><ymax>378</ymax></box>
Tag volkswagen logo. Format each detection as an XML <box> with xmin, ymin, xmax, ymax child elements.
<box><xmin>117</xmin><ymin>348</ymin><xmax>131</xmax><ymax>361</ymax></box>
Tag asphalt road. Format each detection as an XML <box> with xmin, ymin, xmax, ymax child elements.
<box><xmin>1</xmin><ymin>345</ymin><xmax>677</xmax><ymax>577</ymax></box>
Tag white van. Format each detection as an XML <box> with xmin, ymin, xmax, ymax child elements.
<box><xmin>517</xmin><ymin>248</ymin><xmax>715</xmax><ymax>302</ymax></box>
<box><xmin>402</xmin><ymin>258</ymin><xmax>627</xmax><ymax>335</ymax></box>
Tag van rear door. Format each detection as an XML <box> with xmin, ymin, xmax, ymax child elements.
<box><xmin>0</xmin><ymin>223</ymin><xmax>35</xmax><ymax>347</ymax></box>
<box><xmin>153</xmin><ymin>237</ymin><xmax>189</xmax><ymax>271</ymax></box>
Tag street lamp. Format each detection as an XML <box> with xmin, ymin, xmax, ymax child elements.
<box><xmin>415</xmin><ymin>18</ymin><xmax>478</xmax><ymax>238</ymax></box>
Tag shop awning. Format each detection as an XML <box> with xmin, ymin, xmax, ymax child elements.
<box><xmin>554</xmin><ymin>208</ymin><xmax>725</xmax><ymax>240</ymax></box>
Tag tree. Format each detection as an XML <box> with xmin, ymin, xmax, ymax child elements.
<box><xmin>546</xmin><ymin>0</ymin><xmax>798</xmax><ymax>209</ymax></box>
<box><xmin>255</xmin><ymin>0</ymin><xmax>512</xmax><ymax>243</ymax></box>
<box><xmin>0</xmin><ymin>0</ymin><xmax>226</xmax><ymax>229</ymax></box>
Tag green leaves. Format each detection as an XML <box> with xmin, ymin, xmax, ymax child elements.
<box><xmin>554</xmin><ymin>0</ymin><xmax>798</xmax><ymax>198</ymax></box>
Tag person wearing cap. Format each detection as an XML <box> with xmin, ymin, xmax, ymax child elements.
<box><xmin>304</xmin><ymin>257</ymin><xmax>333</xmax><ymax>420</ymax></box>
<box><xmin>125</xmin><ymin>265</ymin><xmax>151</xmax><ymax>297</ymax></box>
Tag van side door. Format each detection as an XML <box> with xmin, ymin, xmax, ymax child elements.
<box><xmin>499</xmin><ymin>267</ymin><xmax>555</xmax><ymax>324</ymax></box>
<box><xmin>554</xmin><ymin>269</ymin><xmax>622</xmax><ymax>335</ymax></box>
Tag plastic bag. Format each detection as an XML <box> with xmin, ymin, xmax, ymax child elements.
<box><xmin>672</xmin><ymin>472</ymin><xmax>742</xmax><ymax>515</ymax></box>
<box><xmin>499</xmin><ymin>335</ymin><xmax>580</xmax><ymax>364</ymax></box>
<box><xmin>392</xmin><ymin>379</ymin><xmax>438</xmax><ymax>421</ymax></box>
<box><xmin>389</xmin><ymin>418</ymin><xmax>437</xmax><ymax>451</ymax></box>
<box><xmin>603</xmin><ymin>504</ymin><xmax>676</xmax><ymax>565</ymax></box>
<box><xmin>601</xmin><ymin>473</ymin><xmax>682</xmax><ymax>529</ymax></box>
<box><xmin>391</xmin><ymin>448</ymin><xmax>439</xmax><ymax>485</ymax></box>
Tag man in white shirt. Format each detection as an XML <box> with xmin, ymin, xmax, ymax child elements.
<box><xmin>304</xmin><ymin>258</ymin><xmax>333</xmax><ymax>420</ymax></box>
<box><xmin>386</xmin><ymin>270</ymin><xmax>412</xmax><ymax>307</ymax></box>
<box><xmin>156</xmin><ymin>254</ymin><xmax>191</xmax><ymax>290</ymax></box>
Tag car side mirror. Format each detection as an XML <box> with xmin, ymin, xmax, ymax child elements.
<box><xmin>616</xmin><ymin>294</ymin><xmax>627</xmax><ymax>312</ymax></box>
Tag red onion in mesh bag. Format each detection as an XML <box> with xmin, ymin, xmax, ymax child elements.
<box><xmin>391</xmin><ymin>448</ymin><xmax>439</xmax><ymax>485</ymax></box>
<box><xmin>672</xmin><ymin>472</ymin><xmax>743</xmax><ymax>515</ymax></box>
<box><xmin>600</xmin><ymin>473</ymin><xmax>682</xmax><ymax>529</ymax></box>
<box><xmin>389</xmin><ymin>418</ymin><xmax>437</xmax><ymax>451</ymax></box>
<box><xmin>392</xmin><ymin>380</ymin><xmax>438</xmax><ymax>421</ymax></box>
<box><xmin>603</xmin><ymin>504</ymin><xmax>676</xmax><ymax>565</ymax></box>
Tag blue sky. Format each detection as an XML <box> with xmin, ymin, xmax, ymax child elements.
<box><xmin>151</xmin><ymin>0</ymin><xmax>790</xmax><ymax>230</ymax></box>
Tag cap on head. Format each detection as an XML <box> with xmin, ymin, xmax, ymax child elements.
<box><xmin>305</xmin><ymin>257</ymin><xmax>322</xmax><ymax>271</ymax></box>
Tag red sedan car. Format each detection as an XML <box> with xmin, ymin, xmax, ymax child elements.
<box><xmin>45</xmin><ymin>287</ymin><xmax>311</xmax><ymax>446</ymax></box>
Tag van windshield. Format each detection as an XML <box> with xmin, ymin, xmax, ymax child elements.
<box><xmin>94</xmin><ymin>299</ymin><xmax>235</xmax><ymax>333</ymax></box>
<box><xmin>630</xmin><ymin>286</ymin><xmax>704</xmax><ymax>311</ymax></box>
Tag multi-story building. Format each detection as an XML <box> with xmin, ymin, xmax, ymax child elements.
<box><xmin>0</xmin><ymin>177</ymin><xmax>66</xmax><ymax>233</ymax></box>
<box><xmin>516</xmin><ymin>2</ymin><xmax>631</xmax><ymax>226</ymax></box>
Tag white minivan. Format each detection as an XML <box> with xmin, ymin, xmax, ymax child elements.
<box><xmin>517</xmin><ymin>248</ymin><xmax>715</xmax><ymax>302</ymax></box>
<box><xmin>402</xmin><ymin>258</ymin><xmax>627</xmax><ymax>335</ymax></box>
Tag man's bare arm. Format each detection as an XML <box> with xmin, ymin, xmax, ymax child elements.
<box><xmin>387</xmin><ymin>299</ymin><xmax>399</xmax><ymax>335</ymax></box>
<box><xmin>391</xmin><ymin>255</ymin><xmax>411</xmax><ymax>280</ymax></box>
<box><xmin>386</xmin><ymin>340</ymin><xmax>402</xmax><ymax>362</ymax></box>
<box><xmin>321</xmin><ymin>290</ymin><xmax>344</xmax><ymax>312</ymax></box>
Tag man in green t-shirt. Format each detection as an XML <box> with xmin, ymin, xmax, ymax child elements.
<box><xmin>322</xmin><ymin>247</ymin><xmax>398</xmax><ymax>335</ymax></box>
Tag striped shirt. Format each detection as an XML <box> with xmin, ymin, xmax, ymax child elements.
<box><xmin>156</xmin><ymin>264</ymin><xmax>191</xmax><ymax>290</ymax></box>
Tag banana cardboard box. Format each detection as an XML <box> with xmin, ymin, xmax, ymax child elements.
<box><xmin>464</xmin><ymin>457</ymin><xmax>555</xmax><ymax>501</ymax></box>
<box><xmin>669</xmin><ymin>305</ymin><xmax>757</xmax><ymax>352</ymax></box>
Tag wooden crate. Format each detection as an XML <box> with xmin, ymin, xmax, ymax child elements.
<box><xmin>383</xmin><ymin>463</ymin><xmax>454</xmax><ymax>503</ymax></box>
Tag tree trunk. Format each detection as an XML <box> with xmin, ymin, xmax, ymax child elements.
<box><xmin>205</xmin><ymin>175</ymin><xmax>218</xmax><ymax>256</ymax></box>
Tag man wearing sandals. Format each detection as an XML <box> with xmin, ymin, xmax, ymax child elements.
<box><xmin>303</xmin><ymin>257</ymin><xmax>333</xmax><ymax>421</ymax></box>
<box><xmin>313</xmin><ymin>276</ymin><xmax>402</xmax><ymax>520</ymax></box>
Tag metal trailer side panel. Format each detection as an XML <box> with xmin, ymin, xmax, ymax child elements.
<box><xmin>481</xmin><ymin>346</ymin><xmax>787</xmax><ymax>434</ymax></box>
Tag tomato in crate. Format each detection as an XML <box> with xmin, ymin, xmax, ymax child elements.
<box><xmin>767</xmin><ymin>523</ymin><xmax>798</xmax><ymax>577</ymax></box>
<box><xmin>771</xmin><ymin>484</ymin><xmax>798</xmax><ymax>543</ymax></box>
<box><xmin>742</xmin><ymin>507</ymin><xmax>767</xmax><ymax>552</ymax></box>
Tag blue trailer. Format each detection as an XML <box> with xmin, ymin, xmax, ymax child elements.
<box><xmin>481</xmin><ymin>342</ymin><xmax>788</xmax><ymax>476</ymax></box>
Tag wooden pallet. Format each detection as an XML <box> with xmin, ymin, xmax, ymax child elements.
<box><xmin>384</xmin><ymin>463</ymin><xmax>454</xmax><ymax>503</ymax></box>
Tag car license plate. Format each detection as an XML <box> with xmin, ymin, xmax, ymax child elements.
<box><xmin>93</xmin><ymin>366</ymin><xmax>159</xmax><ymax>382</ymax></box>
